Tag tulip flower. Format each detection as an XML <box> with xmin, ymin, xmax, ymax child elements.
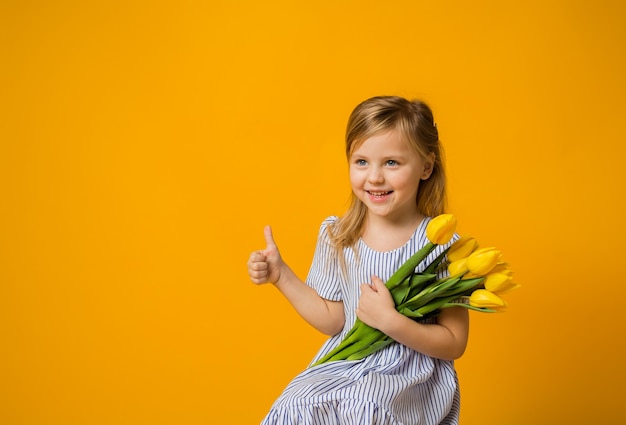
<box><xmin>466</xmin><ymin>247</ymin><xmax>502</xmax><ymax>276</ymax></box>
<box><xmin>469</xmin><ymin>289</ymin><xmax>507</xmax><ymax>310</ymax></box>
<box><xmin>484</xmin><ymin>272</ymin><xmax>519</xmax><ymax>294</ymax></box>
<box><xmin>448</xmin><ymin>257</ymin><xmax>469</xmax><ymax>277</ymax></box>
<box><xmin>447</xmin><ymin>235</ymin><xmax>478</xmax><ymax>262</ymax></box>
<box><xmin>425</xmin><ymin>213</ymin><xmax>457</xmax><ymax>245</ymax></box>
<box><xmin>496</xmin><ymin>282</ymin><xmax>521</xmax><ymax>295</ymax></box>
<box><xmin>490</xmin><ymin>262</ymin><xmax>511</xmax><ymax>273</ymax></box>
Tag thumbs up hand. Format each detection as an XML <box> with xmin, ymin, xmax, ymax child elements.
<box><xmin>248</xmin><ymin>225</ymin><xmax>284</xmax><ymax>285</ymax></box>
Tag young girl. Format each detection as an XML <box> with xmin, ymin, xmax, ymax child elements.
<box><xmin>247</xmin><ymin>96</ymin><xmax>468</xmax><ymax>425</ymax></box>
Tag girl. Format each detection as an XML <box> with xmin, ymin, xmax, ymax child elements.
<box><xmin>247</xmin><ymin>96</ymin><xmax>468</xmax><ymax>425</ymax></box>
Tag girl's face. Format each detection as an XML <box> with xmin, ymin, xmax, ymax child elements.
<box><xmin>349</xmin><ymin>130</ymin><xmax>433</xmax><ymax>222</ymax></box>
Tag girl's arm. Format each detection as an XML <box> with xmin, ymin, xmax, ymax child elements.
<box><xmin>357</xmin><ymin>276</ymin><xmax>469</xmax><ymax>361</ymax></box>
<box><xmin>247</xmin><ymin>226</ymin><xmax>345</xmax><ymax>336</ymax></box>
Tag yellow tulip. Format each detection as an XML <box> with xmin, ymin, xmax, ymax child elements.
<box><xmin>466</xmin><ymin>247</ymin><xmax>502</xmax><ymax>276</ymax></box>
<box><xmin>484</xmin><ymin>272</ymin><xmax>518</xmax><ymax>294</ymax></box>
<box><xmin>497</xmin><ymin>280</ymin><xmax>521</xmax><ymax>295</ymax></box>
<box><xmin>489</xmin><ymin>262</ymin><xmax>512</xmax><ymax>276</ymax></box>
<box><xmin>469</xmin><ymin>289</ymin><xmax>507</xmax><ymax>310</ymax></box>
<box><xmin>426</xmin><ymin>214</ymin><xmax>457</xmax><ymax>245</ymax></box>
<box><xmin>447</xmin><ymin>235</ymin><xmax>478</xmax><ymax>262</ymax></box>
<box><xmin>498</xmin><ymin>283</ymin><xmax>521</xmax><ymax>295</ymax></box>
<box><xmin>447</xmin><ymin>257</ymin><xmax>469</xmax><ymax>277</ymax></box>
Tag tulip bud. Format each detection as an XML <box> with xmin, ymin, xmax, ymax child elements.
<box><xmin>447</xmin><ymin>235</ymin><xmax>478</xmax><ymax>262</ymax></box>
<box><xmin>497</xmin><ymin>283</ymin><xmax>521</xmax><ymax>295</ymax></box>
<box><xmin>469</xmin><ymin>289</ymin><xmax>507</xmax><ymax>310</ymax></box>
<box><xmin>466</xmin><ymin>247</ymin><xmax>502</xmax><ymax>276</ymax></box>
<box><xmin>489</xmin><ymin>262</ymin><xmax>512</xmax><ymax>276</ymax></box>
<box><xmin>448</xmin><ymin>257</ymin><xmax>469</xmax><ymax>277</ymax></box>
<box><xmin>484</xmin><ymin>272</ymin><xmax>517</xmax><ymax>294</ymax></box>
<box><xmin>426</xmin><ymin>214</ymin><xmax>457</xmax><ymax>245</ymax></box>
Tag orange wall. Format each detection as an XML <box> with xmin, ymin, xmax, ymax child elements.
<box><xmin>2</xmin><ymin>1</ymin><xmax>625</xmax><ymax>423</ymax></box>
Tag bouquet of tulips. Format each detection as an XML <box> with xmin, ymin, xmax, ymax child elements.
<box><xmin>311</xmin><ymin>214</ymin><xmax>519</xmax><ymax>367</ymax></box>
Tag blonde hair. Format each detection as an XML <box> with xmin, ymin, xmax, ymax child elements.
<box><xmin>329</xmin><ymin>96</ymin><xmax>447</xmax><ymax>252</ymax></box>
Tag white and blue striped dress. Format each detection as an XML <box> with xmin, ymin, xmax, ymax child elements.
<box><xmin>261</xmin><ymin>216</ymin><xmax>461</xmax><ymax>425</ymax></box>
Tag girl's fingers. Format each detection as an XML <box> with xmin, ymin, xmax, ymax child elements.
<box><xmin>249</xmin><ymin>265</ymin><xmax>268</xmax><ymax>282</ymax></box>
<box><xmin>248</xmin><ymin>260</ymin><xmax>268</xmax><ymax>272</ymax></box>
<box><xmin>248</xmin><ymin>251</ymin><xmax>266</xmax><ymax>262</ymax></box>
<box><xmin>371</xmin><ymin>275</ymin><xmax>384</xmax><ymax>285</ymax></box>
<box><xmin>360</xmin><ymin>283</ymin><xmax>373</xmax><ymax>293</ymax></box>
<box><xmin>371</xmin><ymin>276</ymin><xmax>390</xmax><ymax>294</ymax></box>
<box><xmin>248</xmin><ymin>250</ymin><xmax>270</xmax><ymax>283</ymax></box>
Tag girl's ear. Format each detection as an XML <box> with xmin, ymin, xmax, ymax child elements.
<box><xmin>421</xmin><ymin>153</ymin><xmax>435</xmax><ymax>180</ymax></box>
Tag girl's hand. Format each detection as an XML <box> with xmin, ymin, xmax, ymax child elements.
<box><xmin>248</xmin><ymin>225</ymin><xmax>284</xmax><ymax>285</ymax></box>
<box><xmin>356</xmin><ymin>276</ymin><xmax>398</xmax><ymax>330</ymax></box>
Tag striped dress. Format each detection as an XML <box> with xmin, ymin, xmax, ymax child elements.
<box><xmin>261</xmin><ymin>216</ymin><xmax>461</xmax><ymax>425</ymax></box>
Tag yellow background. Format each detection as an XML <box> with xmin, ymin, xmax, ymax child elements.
<box><xmin>2</xmin><ymin>1</ymin><xmax>625</xmax><ymax>423</ymax></box>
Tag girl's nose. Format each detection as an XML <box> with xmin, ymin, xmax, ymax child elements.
<box><xmin>367</xmin><ymin>167</ymin><xmax>384</xmax><ymax>184</ymax></box>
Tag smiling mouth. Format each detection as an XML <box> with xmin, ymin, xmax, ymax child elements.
<box><xmin>367</xmin><ymin>191</ymin><xmax>392</xmax><ymax>197</ymax></box>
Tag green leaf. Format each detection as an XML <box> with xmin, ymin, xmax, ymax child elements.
<box><xmin>324</xmin><ymin>330</ymin><xmax>385</xmax><ymax>364</ymax></box>
<box><xmin>346</xmin><ymin>338</ymin><xmax>394</xmax><ymax>361</ymax></box>
<box><xmin>390</xmin><ymin>276</ymin><xmax>412</xmax><ymax>305</ymax></box>
<box><xmin>310</xmin><ymin>321</ymin><xmax>385</xmax><ymax>367</ymax></box>
<box><xmin>399</xmin><ymin>307</ymin><xmax>424</xmax><ymax>318</ymax></box>
<box><xmin>441</xmin><ymin>302</ymin><xmax>497</xmax><ymax>313</ymax></box>
<box><xmin>385</xmin><ymin>242</ymin><xmax>436</xmax><ymax>290</ymax></box>
<box><xmin>422</xmin><ymin>246</ymin><xmax>451</xmax><ymax>275</ymax></box>
<box><xmin>401</xmin><ymin>276</ymin><xmax>461</xmax><ymax>309</ymax></box>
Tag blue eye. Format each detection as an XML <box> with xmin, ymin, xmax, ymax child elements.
<box><xmin>386</xmin><ymin>160</ymin><xmax>399</xmax><ymax>166</ymax></box>
<box><xmin>355</xmin><ymin>159</ymin><xmax>367</xmax><ymax>166</ymax></box>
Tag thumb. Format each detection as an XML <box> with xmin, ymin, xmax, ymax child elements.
<box><xmin>264</xmin><ymin>225</ymin><xmax>278</xmax><ymax>250</ymax></box>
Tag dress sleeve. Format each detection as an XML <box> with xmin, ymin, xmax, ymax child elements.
<box><xmin>305</xmin><ymin>217</ymin><xmax>342</xmax><ymax>302</ymax></box>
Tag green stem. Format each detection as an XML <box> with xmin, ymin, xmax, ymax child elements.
<box><xmin>346</xmin><ymin>337</ymin><xmax>394</xmax><ymax>361</ymax></box>
<box><xmin>390</xmin><ymin>275</ymin><xmax>412</xmax><ymax>305</ymax></box>
<box><xmin>402</xmin><ymin>273</ymin><xmax>437</xmax><ymax>303</ymax></box>
<box><xmin>441</xmin><ymin>301</ymin><xmax>497</xmax><ymax>313</ymax></box>
<box><xmin>311</xmin><ymin>320</ymin><xmax>377</xmax><ymax>366</ymax></box>
<box><xmin>323</xmin><ymin>329</ymin><xmax>384</xmax><ymax>364</ymax></box>
<box><xmin>422</xmin><ymin>246</ymin><xmax>451</xmax><ymax>275</ymax></box>
<box><xmin>398</xmin><ymin>277</ymin><xmax>483</xmax><ymax>317</ymax></box>
<box><xmin>385</xmin><ymin>242</ymin><xmax>436</xmax><ymax>290</ymax></box>
<box><xmin>401</xmin><ymin>277</ymin><xmax>461</xmax><ymax>309</ymax></box>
